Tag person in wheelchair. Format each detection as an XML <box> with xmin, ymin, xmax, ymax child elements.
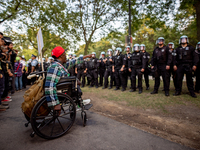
<box><xmin>45</xmin><ymin>46</ymin><xmax>71</xmax><ymax>111</ymax></box>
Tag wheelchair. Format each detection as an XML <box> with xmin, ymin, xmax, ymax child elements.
<box><xmin>24</xmin><ymin>71</ymin><xmax>92</xmax><ymax>139</ymax></box>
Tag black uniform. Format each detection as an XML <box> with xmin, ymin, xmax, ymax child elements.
<box><xmin>128</xmin><ymin>51</ymin><xmax>146</xmax><ymax>92</ymax></box>
<box><xmin>170</xmin><ymin>49</ymin><xmax>178</xmax><ymax>90</ymax></box>
<box><xmin>113</xmin><ymin>54</ymin><xmax>124</xmax><ymax>90</ymax></box>
<box><xmin>87</xmin><ymin>57</ymin><xmax>99</xmax><ymax>87</ymax></box>
<box><xmin>174</xmin><ymin>45</ymin><xmax>199</xmax><ymax>95</ymax></box>
<box><xmin>123</xmin><ymin>53</ymin><xmax>131</xmax><ymax>88</ymax></box>
<box><xmin>151</xmin><ymin>46</ymin><xmax>172</xmax><ymax>93</ymax></box>
<box><xmin>76</xmin><ymin>59</ymin><xmax>86</xmax><ymax>87</ymax></box>
<box><xmin>143</xmin><ymin>51</ymin><xmax>150</xmax><ymax>89</ymax></box>
<box><xmin>195</xmin><ymin>50</ymin><xmax>200</xmax><ymax>92</ymax></box>
<box><xmin>98</xmin><ymin>57</ymin><xmax>106</xmax><ymax>86</ymax></box>
<box><xmin>67</xmin><ymin>59</ymin><xmax>76</xmax><ymax>76</ymax></box>
<box><xmin>103</xmin><ymin>56</ymin><xmax>114</xmax><ymax>88</ymax></box>
<box><xmin>0</xmin><ymin>50</ymin><xmax>5</xmax><ymax>105</ymax></box>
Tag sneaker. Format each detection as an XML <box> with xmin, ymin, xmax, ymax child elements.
<box><xmin>83</xmin><ymin>99</ymin><xmax>91</xmax><ymax>105</ymax></box>
<box><xmin>6</xmin><ymin>96</ymin><xmax>12</xmax><ymax>99</ymax></box>
<box><xmin>1</xmin><ymin>101</ymin><xmax>9</xmax><ymax>105</ymax></box>
<box><xmin>2</xmin><ymin>98</ymin><xmax>12</xmax><ymax>102</ymax></box>
<box><xmin>0</xmin><ymin>105</ymin><xmax>9</xmax><ymax>109</ymax></box>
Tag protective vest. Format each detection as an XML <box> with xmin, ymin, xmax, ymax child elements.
<box><xmin>106</xmin><ymin>56</ymin><xmax>113</xmax><ymax>69</ymax></box>
<box><xmin>131</xmin><ymin>52</ymin><xmax>142</xmax><ymax>66</ymax></box>
<box><xmin>177</xmin><ymin>46</ymin><xmax>193</xmax><ymax>63</ymax></box>
<box><xmin>114</xmin><ymin>54</ymin><xmax>123</xmax><ymax>69</ymax></box>
<box><xmin>154</xmin><ymin>46</ymin><xmax>167</xmax><ymax>64</ymax></box>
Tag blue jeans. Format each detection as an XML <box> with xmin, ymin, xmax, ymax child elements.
<box><xmin>15</xmin><ymin>76</ymin><xmax>22</xmax><ymax>91</ymax></box>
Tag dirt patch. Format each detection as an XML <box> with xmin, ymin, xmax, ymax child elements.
<box><xmin>83</xmin><ymin>92</ymin><xmax>200</xmax><ymax>149</ymax></box>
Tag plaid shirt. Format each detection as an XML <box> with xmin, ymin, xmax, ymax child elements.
<box><xmin>45</xmin><ymin>60</ymin><xmax>68</xmax><ymax>107</ymax></box>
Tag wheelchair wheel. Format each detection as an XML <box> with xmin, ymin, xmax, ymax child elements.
<box><xmin>30</xmin><ymin>93</ymin><xmax>76</xmax><ymax>139</ymax></box>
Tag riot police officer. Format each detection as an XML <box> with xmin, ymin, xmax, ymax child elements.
<box><xmin>140</xmin><ymin>44</ymin><xmax>150</xmax><ymax>90</ymax></box>
<box><xmin>173</xmin><ymin>36</ymin><xmax>199</xmax><ymax>98</ymax></box>
<box><xmin>86</xmin><ymin>52</ymin><xmax>99</xmax><ymax>88</ymax></box>
<box><xmin>168</xmin><ymin>42</ymin><xmax>178</xmax><ymax>90</ymax></box>
<box><xmin>103</xmin><ymin>49</ymin><xmax>114</xmax><ymax>89</ymax></box>
<box><xmin>98</xmin><ymin>51</ymin><xmax>106</xmax><ymax>87</ymax></box>
<box><xmin>124</xmin><ymin>46</ymin><xmax>132</xmax><ymax>89</ymax></box>
<box><xmin>195</xmin><ymin>42</ymin><xmax>200</xmax><ymax>93</ymax></box>
<box><xmin>151</xmin><ymin>37</ymin><xmax>172</xmax><ymax>96</ymax></box>
<box><xmin>128</xmin><ymin>44</ymin><xmax>146</xmax><ymax>93</ymax></box>
<box><xmin>67</xmin><ymin>53</ymin><xmax>76</xmax><ymax>76</ymax></box>
<box><xmin>75</xmin><ymin>55</ymin><xmax>87</xmax><ymax>87</ymax></box>
<box><xmin>112</xmin><ymin>47</ymin><xmax>125</xmax><ymax>91</ymax></box>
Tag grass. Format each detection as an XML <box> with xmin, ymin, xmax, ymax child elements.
<box><xmin>81</xmin><ymin>78</ymin><xmax>200</xmax><ymax>112</ymax></box>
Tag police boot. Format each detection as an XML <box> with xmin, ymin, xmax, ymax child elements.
<box><xmin>190</xmin><ymin>92</ymin><xmax>197</xmax><ymax>98</ymax></box>
<box><xmin>114</xmin><ymin>87</ymin><xmax>119</xmax><ymax>91</ymax></box>
<box><xmin>89</xmin><ymin>85</ymin><xmax>94</xmax><ymax>88</ymax></box>
<box><xmin>173</xmin><ymin>91</ymin><xmax>181</xmax><ymax>96</ymax></box>
<box><xmin>151</xmin><ymin>90</ymin><xmax>158</xmax><ymax>94</ymax></box>
<box><xmin>138</xmin><ymin>90</ymin><xmax>142</xmax><ymax>94</ymax></box>
<box><xmin>129</xmin><ymin>89</ymin><xmax>136</xmax><ymax>92</ymax></box>
<box><xmin>108</xmin><ymin>86</ymin><xmax>112</xmax><ymax>89</ymax></box>
<box><xmin>146</xmin><ymin>86</ymin><xmax>150</xmax><ymax>90</ymax></box>
<box><xmin>121</xmin><ymin>88</ymin><xmax>126</xmax><ymax>92</ymax></box>
<box><xmin>165</xmin><ymin>91</ymin><xmax>169</xmax><ymax>96</ymax></box>
<box><xmin>102</xmin><ymin>86</ymin><xmax>107</xmax><ymax>89</ymax></box>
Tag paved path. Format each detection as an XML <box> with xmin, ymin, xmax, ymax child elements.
<box><xmin>0</xmin><ymin>90</ymin><xmax>192</xmax><ymax>150</ymax></box>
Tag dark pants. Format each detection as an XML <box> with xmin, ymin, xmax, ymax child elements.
<box><xmin>195</xmin><ymin>66</ymin><xmax>200</xmax><ymax>91</ymax></box>
<box><xmin>69</xmin><ymin>68</ymin><xmax>75</xmax><ymax>76</ymax></box>
<box><xmin>88</xmin><ymin>69</ymin><xmax>98</xmax><ymax>87</ymax></box>
<box><xmin>144</xmin><ymin>69</ymin><xmax>149</xmax><ymax>88</ymax></box>
<box><xmin>119</xmin><ymin>69</ymin><xmax>127</xmax><ymax>89</ymax></box>
<box><xmin>114</xmin><ymin>69</ymin><xmax>121</xmax><ymax>88</ymax></box>
<box><xmin>130</xmin><ymin>68</ymin><xmax>143</xmax><ymax>91</ymax></box>
<box><xmin>154</xmin><ymin>65</ymin><xmax>170</xmax><ymax>92</ymax></box>
<box><xmin>176</xmin><ymin>64</ymin><xmax>194</xmax><ymax>93</ymax></box>
<box><xmin>2</xmin><ymin>73</ymin><xmax>9</xmax><ymax>98</ymax></box>
<box><xmin>22</xmin><ymin>72</ymin><xmax>27</xmax><ymax>88</ymax></box>
<box><xmin>99</xmin><ymin>69</ymin><xmax>105</xmax><ymax>86</ymax></box>
<box><xmin>104</xmin><ymin>68</ymin><xmax>114</xmax><ymax>88</ymax></box>
<box><xmin>77</xmin><ymin>69</ymin><xmax>86</xmax><ymax>87</ymax></box>
<box><xmin>169</xmin><ymin>68</ymin><xmax>178</xmax><ymax>90</ymax></box>
<box><xmin>0</xmin><ymin>71</ymin><xmax>5</xmax><ymax>105</ymax></box>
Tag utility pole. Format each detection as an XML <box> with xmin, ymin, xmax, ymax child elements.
<box><xmin>128</xmin><ymin>0</ymin><xmax>131</xmax><ymax>46</ymax></box>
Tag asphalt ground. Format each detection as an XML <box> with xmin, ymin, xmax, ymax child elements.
<box><xmin>0</xmin><ymin>89</ymin><xmax>193</xmax><ymax>150</ymax></box>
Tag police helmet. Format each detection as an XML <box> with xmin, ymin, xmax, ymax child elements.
<box><xmin>68</xmin><ymin>53</ymin><xmax>73</xmax><ymax>57</ymax></box>
<box><xmin>140</xmin><ymin>44</ymin><xmax>146</xmax><ymax>51</ymax></box>
<box><xmin>100</xmin><ymin>51</ymin><xmax>106</xmax><ymax>59</ymax></box>
<box><xmin>168</xmin><ymin>42</ymin><xmax>174</xmax><ymax>49</ymax></box>
<box><xmin>196</xmin><ymin>42</ymin><xmax>200</xmax><ymax>50</ymax></box>
<box><xmin>92</xmin><ymin>52</ymin><xmax>96</xmax><ymax>58</ymax></box>
<box><xmin>133</xmin><ymin>44</ymin><xmax>140</xmax><ymax>52</ymax></box>
<box><xmin>156</xmin><ymin>37</ymin><xmax>165</xmax><ymax>45</ymax></box>
<box><xmin>107</xmin><ymin>49</ymin><xmax>113</xmax><ymax>55</ymax></box>
<box><xmin>114</xmin><ymin>47</ymin><xmax>122</xmax><ymax>56</ymax></box>
<box><xmin>73</xmin><ymin>54</ymin><xmax>76</xmax><ymax>57</ymax></box>
<box><xmin>179</xmin><ymin>35</ymin><xmax>189</xmax><ymax>44</ymax></box>
<box><xmin>125</xmin><ymin>46</ymin><xmax>131</xmax><ymax>52</ymax></box>
<box><xmin>79</xmin><ymin>54</ymin><xmax>83</xmax><ymax>57</ymax></box>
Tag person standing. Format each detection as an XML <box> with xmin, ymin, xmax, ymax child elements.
<box><xmin>87</xmin><ymin>52</ymin><xmax>99</xmax><ymax>88</ymax></box>
<box><xmin>150</xmin><ymin>37</ymin><xmax>172</xmax><ymax>96</ymax></box>
<box><xmin>168</xmin><ymin>42</ymin><xmax>178</xmax><ymax>90</ymax></box>
<box><xmin>128</xmin><ymin>44</ymin><xmax>146</xmax><ymax>94</ymax></box>
<box><xmin>140</xmin><ymin>44</ymin><xmax>150</xmax><ymax>90</ymax></box>
<box><xmin>98</xmin><ymin>51</ymin><xmax>106</xmax><ymax>87</ymax></box>
<box><xmin>195</xmin><ymin>42</ymin><xmax>200</xmax><ymax>93</ymax></box>
<box><xmin>173</xmin><ymin>36</ymin><xmax>199</xmax><ymax>98</ymax></box>
<box><xmin>30</xmin><ymin>54</ymin><xmax>38</xmax><ymax>84</ymax></box>
<box><xmin>103</xmin><ymin>49</ymin><xmax>114</xmax><ymax>89</ymax></box>
<box><xmin>14</xmin><ymin>57</ymin><xmax>23</xmax><ymax>91</ymax></box>
<box><xmin>112</xmin><ymin>47</ymin><xmax>124</xmax><ymax>91</ymax></box>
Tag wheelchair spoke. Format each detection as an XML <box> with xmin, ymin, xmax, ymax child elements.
<box><xmin>56</xmin><ymin>118</ymin><xmax>65</xmax><ymax>132</ymax></box>
<box><xmin>58</xmin><ymin>116</ymin><xmax>73</xmax><ymax>121</ymax></box>
<box><xmin>50</xmin><ymin>120</ymin><xmax>56</xmax><ymax>136</ymax></box>
<box><xmin>39</xmin><ymin>117</ymin><xmax>55</xmax><ymax>131</ymax></box>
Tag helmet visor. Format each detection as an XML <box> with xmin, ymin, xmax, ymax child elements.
<box><xmin>134</xmin><ymin>46</ymin><xmax>139</xmax><ymax>51</ymax></box>
<box><xmin>157</xmin><ymin>39</ymin><xmax>164</xmax><ymax>44</ymax></box>
<box><xmin>168</xmin><ymin>44</ymin><xmax>173</xmax><ymax>49</ymax></box>
<box><xmin>107</xmin><ymin>51</ymin><xmax>112</xmax><ymax>55</ymax></box>
<box><xmin>140</xmin><ymin>46</ymin><xmax>145</xmax><ymax>51</ymax></box>
<box><xmin>92</xmin><ymin>54</ymin><xmax>95</xmax><ymax>58</ymax></box>
<box><xmin>114</xmin><ymin>50</ymin><xmax>119</xmax><ymax>56</ymax></box>
<box><xmin>181</xmin><ymin>38</ymin><xmax>187</xmax><ymax>44</ymax></box>
<box><xmin>126</xmin><ymin>47</ymin><xmax>130</xmax><ymax>52</ymax></box>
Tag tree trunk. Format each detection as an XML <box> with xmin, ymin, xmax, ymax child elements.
<box><xmin>195</xmin><ymin>0</ymin><xmax>200</xmax><ymax>41</ymax></box>
<box><xmin>84</xmin><ymin>42</ymin><xmax>89</xmax><ymax>55</ymax></box>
